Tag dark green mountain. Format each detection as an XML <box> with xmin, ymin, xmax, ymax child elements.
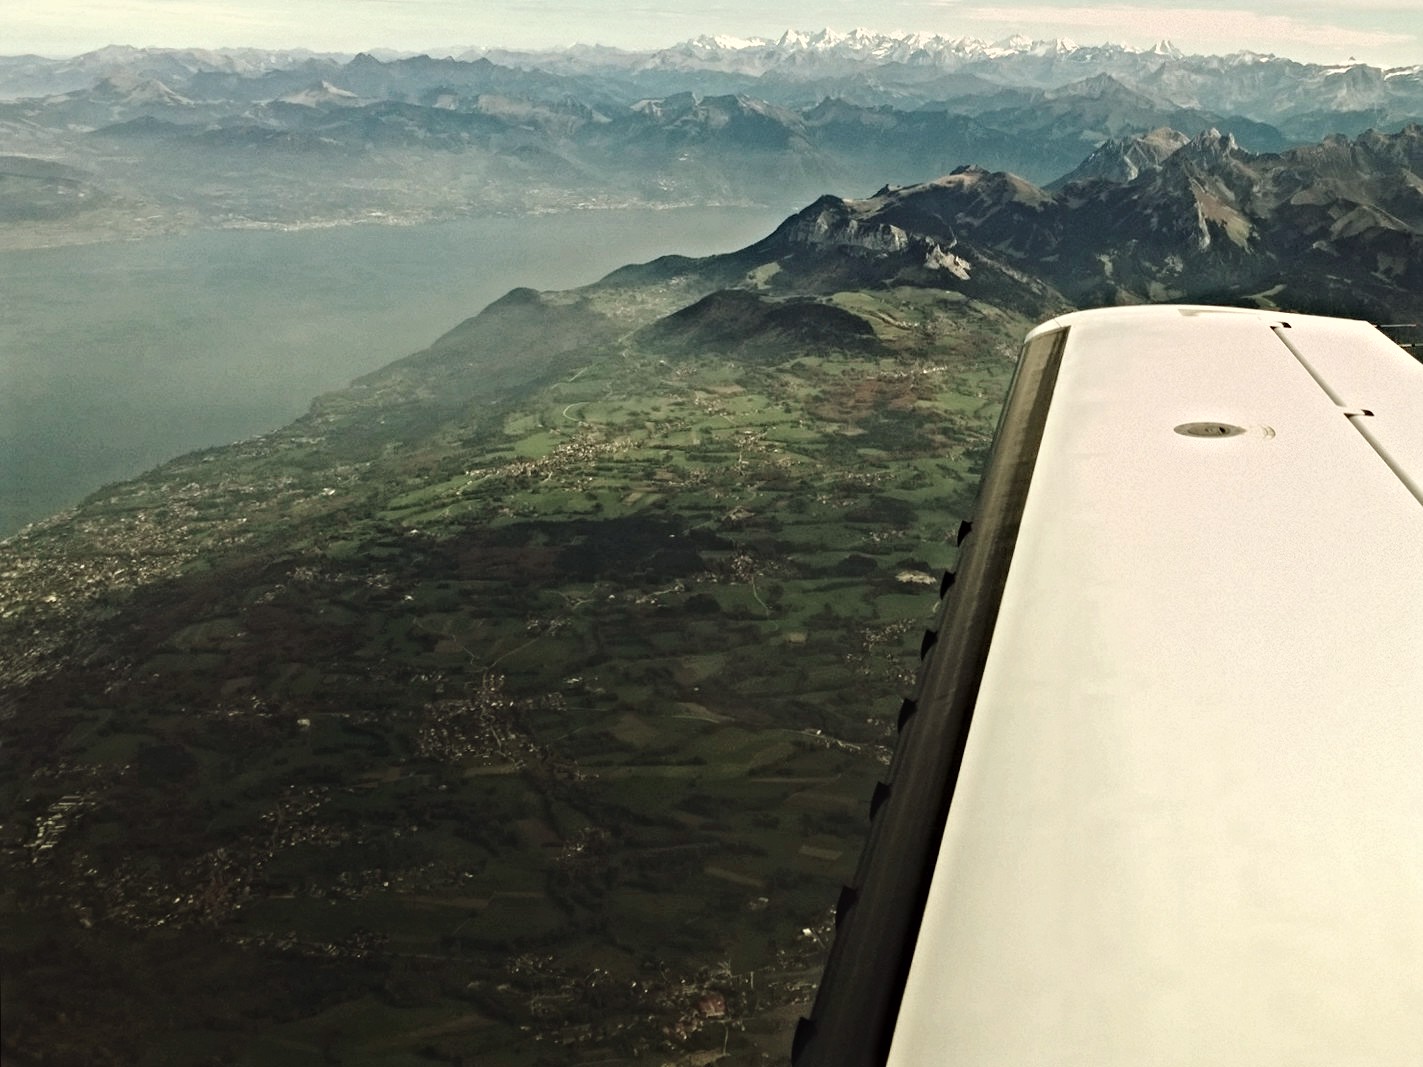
<box><xmin>3</xmin><ymin>129</ymin><xmax>1421</xmax><ymax>1065</ymax></box>
<box><xmin>0</xmin><ymin>229</ymin><xmax>1035</xmax><ymax>1067</ymax></box>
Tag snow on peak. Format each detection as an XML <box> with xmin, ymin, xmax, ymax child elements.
<box><xmin>94</xmin><ymin>72</ymin><xmax>194</xmax><ymax>105</ymax></box>
<box><xmin>684</xmin><ymin>34</ymin><xmax>767</xmax><ymax>52</ymax></box>
<box><xmin>277</xmin><ymin>80</ymin><xmax>360</xmax><ymax>107</ymax></box>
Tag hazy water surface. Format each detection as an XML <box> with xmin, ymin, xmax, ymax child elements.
<box><xmin>0</xmin><ymin>206</ymin><xmax>790</xmax><ymax>535</ymax></box>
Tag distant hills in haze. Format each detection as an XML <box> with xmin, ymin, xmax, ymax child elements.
<box><xmin>2</xmin><ymin>31</ymin><xmax>1421</xmax><ymax>245</ymax></box>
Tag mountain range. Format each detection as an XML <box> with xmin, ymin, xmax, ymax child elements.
<box><xmin>8</xmin><ymin>31</ymin><xmax>1421</xmax><ymax>113</ymax></box>
<box><xmin>2</xmin><ymin>33</ymin><xmax>1421</xmax><ymax>246</ymax></box>
<box><xmin>3</xmin><ymin>121</ymin><xmax>1420</xmax><ymax>1064</ymax></box>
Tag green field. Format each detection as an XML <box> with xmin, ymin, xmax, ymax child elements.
<box><xmin>0</xmin><ymin>249</ymin><xmax>1037</xmax><ymax>1065</ymax></box>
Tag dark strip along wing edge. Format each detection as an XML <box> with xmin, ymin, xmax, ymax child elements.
<box><xmin>791</xmin><ymin>324</ymin><xmax>1069</xmax><ymax>1065</ymax></box>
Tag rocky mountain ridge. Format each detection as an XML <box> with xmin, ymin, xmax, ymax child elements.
<box><xmin>322</xmin><ymin>124</ymin><xmax>1422</xmax><ymax>435</ymax></box>
<box><xmin>758</xmin><ymin>125</ymin><xmax>1423</xmax><ymax>318</ymax></box>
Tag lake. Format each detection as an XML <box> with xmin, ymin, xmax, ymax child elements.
<box><xmin>0</xmin><ymin>206</ymin><xmax>793</xmax><ymax>536</ymax></box>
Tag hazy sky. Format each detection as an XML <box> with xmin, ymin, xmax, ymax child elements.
<box><xmin>6</xmin><ymin>0</ymin><xmax>1420</xmax><ymax>68</ymax></box>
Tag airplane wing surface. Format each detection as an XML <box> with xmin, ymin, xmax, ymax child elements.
<box><xmin>793</xmin><ymin>305</ymin><xmax>1423</xmax><ymax>1066</ymax></box>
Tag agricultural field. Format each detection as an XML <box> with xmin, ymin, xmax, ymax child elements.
<box><xmin>1</xmin><ymin>257</ymin><xmax>1041</xmax><ymax>1064</ymax></box>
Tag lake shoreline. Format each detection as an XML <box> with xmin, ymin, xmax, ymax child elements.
<box><xmin>1</xmin><ymin>204</ymin><xmax>795</xmax><ymax>536</ymax></box>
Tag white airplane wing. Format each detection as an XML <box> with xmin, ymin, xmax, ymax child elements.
<box><xmin>795</xmin><ymin>305</ymin><xmax>1423</xmax><ymax>1066</ymax></box>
